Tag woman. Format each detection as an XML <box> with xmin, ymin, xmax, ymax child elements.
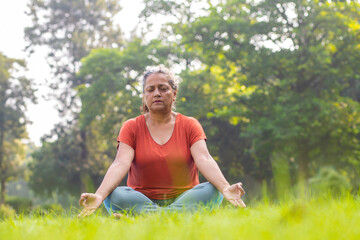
<box><xmin>78</xmin><ymin>66</ymin><xmax>245</xmax><ymax>217</ymax></box>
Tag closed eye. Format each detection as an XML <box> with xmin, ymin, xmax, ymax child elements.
<box><xmin>146</xmin><ymin>87</ymin><xmax>154</xmax><ymax>92</ymax></box>
<box><xmin>145</xmin><ymin>84</ymin><xmax>170</xmax><ymax>93</ymax></box>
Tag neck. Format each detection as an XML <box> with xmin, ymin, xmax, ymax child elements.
<box><xmin>146</xmin><ymin>111</ymin><xmax>175</xmax><ymax>125</ymax></box>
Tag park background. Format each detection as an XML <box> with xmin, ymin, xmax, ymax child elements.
<box><xmin>1</xmin><ymin>0</ymin><xmax>360</xmax><ymax>216</ymax></box>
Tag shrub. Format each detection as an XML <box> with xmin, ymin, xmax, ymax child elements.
<box><xmin>5</xmin><ymin>196</ymin><xmax>33</xmax><ymax>214</ymax></box>
<box><xmin>32</xmin><ymin>203</ymin><xmax>64</xmax><ymax>216</ymax></box>
<box><xmin>309</xmin><ymin>167</ymin><xmax>351</xmax><ymax>195</ymax></box>
<box><xmin>43</xmin><ymin>203</ymin><xmax>64</xmax><ymax>213</ymax></box>
<box><xmin>0</xmin><ymin>204</ymin><xmax>16</xmax><ymax>220</ymax></box>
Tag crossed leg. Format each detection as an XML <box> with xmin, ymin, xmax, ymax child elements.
<box><xmin>103</xmin><ymin>182</ymin><xmax>223</xmax><ymax>215</ymax></box>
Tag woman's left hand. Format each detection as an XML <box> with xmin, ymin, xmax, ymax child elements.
<box><xmin>222</xmin><ymin>182</ymin><xmax>246</xmax><ymax>208</ymax></box>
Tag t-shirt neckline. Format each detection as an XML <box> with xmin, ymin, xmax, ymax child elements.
<box><xmin>143</xmin><ymin>113</ymin><xmax>180</xmax><ymax>147</ymax></box>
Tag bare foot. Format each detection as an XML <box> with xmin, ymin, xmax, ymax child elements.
<box><xmin>113</xmin><ymin>213</ymin><xmax>124</xmax><ymax>219</ymax></box>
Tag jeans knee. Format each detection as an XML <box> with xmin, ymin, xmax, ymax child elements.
<box><xmin>109</xmin><ymin>187</ymin><xmax>133</xmax><ymax>201</ymax></box>
<box><xmin>202</xmin><ymin>182</ymin><xmax>223</xmax><ymax>202</ymax></box>
<box><xmin>118</xmin><ymin>186</ymin><xmax>134</xmax><ymax>192</ymax></box>
<box><xmin>196</xmin><ymin>182</ymin><xmax>217</xmax><ymax>192</ymax></box>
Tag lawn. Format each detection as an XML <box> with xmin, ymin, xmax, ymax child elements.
<box><xmin>1</xmin><ymin>196</ymin><xmax>359</xmax><ymax>240</ymax></box>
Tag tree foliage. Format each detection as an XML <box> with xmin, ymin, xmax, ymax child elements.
<box><xmin>0</xmin><ymin>53</ymin><xmax>36</xmax><ymax>204</ymax></box>
<box><xmin>30</xmin><ymin>38</ymin><xmax>176</xmax><ymax>195</ymax></box>
<box><xmin>25</xmin><ymin>0</ymin><xmax>123</xmax><ymax>112</ymax></box>
<box><xmin>29</xmin><ymin>0</ymin><xmax>360</xmax><ymax>198</ymax></box>
<box><xmin>141</xmin><ymin>0</ymin><xmax>360</xmax><ymax>190</ymax></box>
<box><xmin>26</xmin><ymin>0</ymin><xmax>123</xmax><ymax>194</ymax></box>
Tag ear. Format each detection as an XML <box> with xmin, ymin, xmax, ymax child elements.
<box><xmin>173</xmin><ymin>90</ymin><xmax>177</xmax><ymax>100</ymax></box>
<box><xmin>142</xmin><ymin>96</ymin><xmax>148</xmax><ymax>110</ymax></box>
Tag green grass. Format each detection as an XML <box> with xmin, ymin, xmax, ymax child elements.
<box><xmin>1</xmin><ymin>196</ymin><xmax>359</xmax><ymax>240</ymax></box>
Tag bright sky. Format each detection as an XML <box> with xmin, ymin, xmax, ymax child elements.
<box><xmin>0</xmin><ymin>0</ymin><xmax>143</xmax><ymax>146</ymax></box>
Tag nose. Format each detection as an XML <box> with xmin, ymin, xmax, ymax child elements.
<box><xmin>154</xmin><ymin>88</ymin><xmax>161</xmax><ymax>97</ymax></box>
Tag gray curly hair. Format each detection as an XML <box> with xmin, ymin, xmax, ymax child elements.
<box><xmin>141</xmin><ymin>65</ymin><xmax>181</xmax><ymax>113</ymax></box>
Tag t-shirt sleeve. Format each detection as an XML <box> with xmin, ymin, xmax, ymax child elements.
<box><xmin>188</xmin><ymin>117</ymin><xmax>207</xmax><ymax>146</ymax></box>
<box><xmin>117</xmin><ymin>119</ymin><xmax>136</xmax><ymax>149</ymax></box>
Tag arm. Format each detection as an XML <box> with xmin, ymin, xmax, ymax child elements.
<box><xmin>78</xmin><ymin>142</ymin><xmax>134</xmax><ymax>217</ymax></box>
<box><xmin>190</xmin><ymin>139</ymin><xmax>246</xmax><ymax>207</ymax></box>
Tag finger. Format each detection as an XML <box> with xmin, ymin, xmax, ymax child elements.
<box><xmin>239</xmin><ymin>199</ymin><xmax>246</xmax><ymax>208</ymax></box>
<box><xmin>237</xmin><ymin>183</ymin><xmax>245</xmax><ymax>197</ymax></box>
<box><xmin>78</xmin><ymin>208</ymin><xmax>95</xmax><ymax>218</ymax></box>
<box><xmin>79</xmin><ymin>195</ymin><xmax>86</xmax><ymax>206</ymax></box>
<box><xmin>231</xmin><ymin>198</ymin><xmax>243</xmax><ymax>206</ymax></box>
<box><xmin>230</xmin><ymin>198</ymin><xmax>246</xmax><ymax>208</ymax></box>
<box><xmin>79</xmin><ymin>198</ymin><xmax>84</xmax><ymax>207</ymax></box>
<box><xmin>229</xmin><ymin>199</ymin><xmax>239</xmax><ymax>207</ymax></box>
<box><xmin>78</xmin><ymin>209</ymin><xmax>87</xmax><ymax>218</ymax></box>
<box><xmin>85</xmin><ymin>209</ymin><xmax>96</xmax><ymax>216</ymax></box>
<box><xmin>240</xmin><ymin>187</ymin><xmax>245</xmax><ymax>197</ymax></box>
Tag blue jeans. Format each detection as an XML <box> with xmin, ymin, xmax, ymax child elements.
<box><xmin>103</xmin><ymin>182</ymin><xmax>223</xmax><ymax>215</ymax></box>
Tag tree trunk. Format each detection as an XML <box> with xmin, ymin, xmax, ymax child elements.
<box><xmin>0</xmin><ymin>179</ymin><xmax>5</xmax><ymax>205</ymax></box>
<box><xmin>79</xmin><ymin>129</ymin><xmax>88</xmax><ymax>193</ymax></box>
<box><xmin>298</xmin><ymin>143</ymin><xmax>309</xmax><ymax>181</ymax></box>
<box><xmin>271</xmin><ymin>151</ymin><xmax>291</xmax><ymax>199</ymax></box>
<box><xmin>298</xmin><ymin>140</ymin><xmax>310</xmax><ymax>198</ymax></box>
<box><xmin>0</xmin><ymin>113</ymin><xmax>5</xmax><ymax>205</ymax></box>
<box><xmin>79</xmin><ymin>129</ymin><xmax>95</xmax><ymax>193</ymax></box>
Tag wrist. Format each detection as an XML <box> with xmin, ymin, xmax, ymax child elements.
<box><xmin>220</xmin><ymin>183</ymin><xmax>231</xmax><ymax>194</ymax></box>
<box><xmin>94</xmin><ymin>191</ymin><xmax>107</xmax><ymax>201</ymax></box>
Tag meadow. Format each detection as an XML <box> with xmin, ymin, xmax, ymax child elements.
<box><xmin>1</xmin><ymin>195</ymin><xmax>359</xmax><ymax>240</ymax></box>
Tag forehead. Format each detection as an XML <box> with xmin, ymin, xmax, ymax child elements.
<box><xmin>144</xmin><ymin>73</ymin><xmax>170</xmax><ymax>86</ymax></box>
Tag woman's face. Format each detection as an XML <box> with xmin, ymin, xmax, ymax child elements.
<box><xmin>143</xmin><ymin>73</ymin><xmax>177</xmax><ymax>113</ymax></box>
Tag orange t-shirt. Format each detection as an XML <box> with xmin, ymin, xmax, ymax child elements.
<box><xmin>117</xmin><ymin>113</ymin><xmax>206</xmax><ymax>199</ymax></box>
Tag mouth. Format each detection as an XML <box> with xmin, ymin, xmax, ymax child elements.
<box><xmin>153</xmin><ymin>100</ymin><xmax>163</xmax><ymax>103</ymax></box>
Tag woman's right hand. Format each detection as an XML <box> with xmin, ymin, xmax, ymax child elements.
<box><xmin>222</xmin><ymin>182</ymin><xmax>246</xmax><ymax>208</ymax></box>
<box><xmin>78</xmin><ymin>193</ymin><xmax>103</xmax><ymax>218</ymax></box>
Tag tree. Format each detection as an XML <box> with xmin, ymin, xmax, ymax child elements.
<box><xmin>140</xmin><ymin>0</ymin><xmax>264</xmax><ymax>186</ymax></box>
<box><xmin>25</xmin><ymin>0</ymin><xmax>122</xmax><ymax>112</ymax></box>
<box><xmin>29</xmin><ymin>0</ymin><xmax>360</xmax><ymax>198</ymax></box>
<box><xmin>239</xmin><ymin>0</ymin><xmax>360</xmax><ymax>184</ymax></box>
<box><xmin>0</xmin><ymin>52</ymin><xmax>36</xmax><ymax>204</ymax></box>
<box><xmin>30</xmin><ymin>38</ymin><xmax>176</xmax><ymax>195</ymax></box>
<box><xmin>140</xmin><ymin>0</ymin><xmax>360</xmax><ymax>192</ymax></box>
<box><xmin>25</xmin><ymin>0</ymin><xmax>123</xmax><ymax>193</ymax></box>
